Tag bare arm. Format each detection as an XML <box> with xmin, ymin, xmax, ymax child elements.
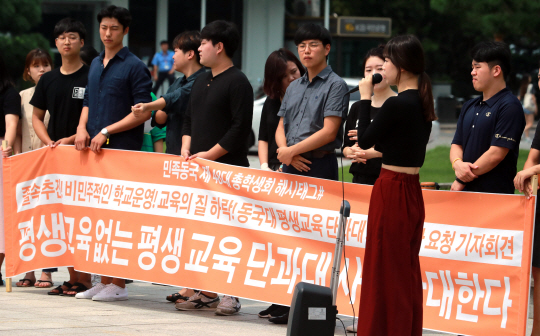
<box><xmin>275</xmin><ymin>118</ymin><xmax>287</xmax><ymax>148</ymax></box>
<box><xmin>514</xmin><ymin>148</ymin><xmax>540</xmax><ymax>196</ymax></box>
<box><xmin>14</xmin><ymin>120</ymin><xmax>22</xmax><ymax>154</ymax></box>
<box><xmin>471</xmin><ymin>146</ymin><xmax>509</xmax><ymax>176</ymax></box>
<box><xmin>32</xmin><ymin>106</ymin><xmax>53</xmax><ymax>146</ymax></box>
<box><xmin>132</xmin><ymin>98</ymin><xmax>167</xmax><ymax>118</ymax></box>
<box><xmin>3</xmin><ymin>114</ymin><xmax>19</xmax><ymax>157</ymax></box>
<box><xmin>181</xmin><ymin>135</ymin><xmax>191</xmax><ymax>158</ymax></box>
<box><xmin>107</xmin><ymin>110</ymin><xmax>152</xmax><ymax>135</ymax></box>
<box><xmin>292</xmin><ymin>116</ymin><xmax>341</xmax><ymax>154</ymax></box>
<box><xmin>74</xmin><ymin>107</ymin><xmax>90</xmax><ymax>150</ymax></box>
<box><xmin>277</xmin><ymin>116</ymin><xmax>341</xmax><ymax>165</ymax></box>
<box><xmin>524</xmin><ymin>148</ymin><xmax>540</xmax><ymax>170</ymax></box>
<box><xmin>450</xmin><ymin>143</ymin><xmax>478</xmax><ymax>182</ymax></box>
<box><xmin>346</xmin><ymin>146</ymin><xmax>382</xmax><ymax>164</ymax></box>
<box><xmin>189</xmin><ymin>143</ymin><xmax>228</xmax><ymax>161</ymax></box>
<box><xmin>89</xmin><ymin>110</ymin><xmax>152</xmax><ymax>153</ymax></box>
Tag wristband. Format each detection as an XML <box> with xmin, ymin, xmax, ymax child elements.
<box><xmin>261</xmin><ymin>163</ymin><xmax>269</xmax><ymax>170</ymax></box>
<box><xmin>452</xmin><ymin>158</ymin><xmax>462</xmax><ymax>170</ymax></box>
<box><xmin>455</xmin><ymin>178</ymin><xmax>467</xmax><ymax>185</ymax></box>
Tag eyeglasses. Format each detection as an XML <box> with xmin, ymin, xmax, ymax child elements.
<box><xmin>56</xmin><ymin>36</ymin><xmax>79</xmax><ymax>43</ymax></box>
<box><xmin>298</xmin><ymin>42</ymin><xmax>321</xmax><ymax>52</ymax></box>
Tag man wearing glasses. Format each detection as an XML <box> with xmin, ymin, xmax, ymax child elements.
<box><xmin>32</xmin><ymin>18</ymin><xmax>88</xmax><ymax>148</ymax></box>
<box><xmin>30</xmin><ymin>18</ymin><xmax>92</xmax><ymax>296</ymax></box>
<box><xmin>275</xmin><ymin>23</ymin><xmax>349</xmax><ymax>182</ymax></box>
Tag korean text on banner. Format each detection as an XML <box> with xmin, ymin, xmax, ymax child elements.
<box><xmin>2</xmin><ymin>146</ymin><xmax>534</xmax><ymax>336</ymax></box>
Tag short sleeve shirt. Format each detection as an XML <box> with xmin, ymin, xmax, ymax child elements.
<box><xmin>30</xmin><ymin>66</ymin><xmax>88</xmax><ymax>141</ymax></box>
<box><xmin>0</xmin><ymin>86</ymin><xmax>21</xmax><ymax>135</ymax></box>
<box><xmin>452</xmin><ymin>88</ymin><xmax>525</xmax><ymax>194</ymax></box>
<box><xmin>277</xmin><ymin>65</ymin><xmax>349</xmax><ymax>151</ymax></box>
<box><xmin>151</xmin><ymin>51</ymin><xmax>174</xmax><ymax>72</ymax></box>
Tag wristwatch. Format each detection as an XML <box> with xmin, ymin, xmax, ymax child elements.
<box><xmin>101</xmin><ymin>128</ymin><xmax>110</xmax><ymax>138</ymax></box>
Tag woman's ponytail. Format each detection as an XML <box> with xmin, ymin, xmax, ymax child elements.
<box><xmin>419</xmin><ymin>72</ymin><xmax>437</xmax><ymax>122</ymax></box>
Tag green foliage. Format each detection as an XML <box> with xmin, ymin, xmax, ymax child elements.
<box><xmin>0</xmin><ymin>0</ymin><xmax>48</xmax><ymax>89</ymax></box>
<box><xmin>340</xmin><ymin>146</ymin><xmax>530</xmax><ymax>192</ymax></box>
<box><xmin>0</xmin><ymin>33</ymin><xmax>50</xmax><ymax>88</ymax></box>
<box><xmin>0</xmin><ymin>0</ymin><xmax>42</xmax><ymax>34</ymax></box>
<box><xmin>330</xmin><ymin>0</ymin><xmax>540</xmax><ymax>97</ymax></box>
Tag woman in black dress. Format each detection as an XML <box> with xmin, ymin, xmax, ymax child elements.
<box><xmin>257</xmin><ymin>48</ymin><xmax>304</xmax><ymax>323</ymax></box>
<box><xmin>258</xmin><ymin>48</ymin><xmax>305</xmax><ymax>172</ymax></box>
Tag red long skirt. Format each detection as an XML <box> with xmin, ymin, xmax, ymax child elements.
<box><xmin>357</xmin><ymin>168</ymin><xmax>424</xmax><ymax>336</ymax></box>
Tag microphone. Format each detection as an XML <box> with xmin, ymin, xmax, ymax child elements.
<box><xmin>347</xmin><ymin>73</ymin><xmax>383</xmax><ymax>95</ymax></box>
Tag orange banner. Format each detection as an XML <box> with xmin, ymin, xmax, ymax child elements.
<box><xmin>2</xmin><ymin>146</ymin><xmax>534</xmax><ymax>336</ymax></box>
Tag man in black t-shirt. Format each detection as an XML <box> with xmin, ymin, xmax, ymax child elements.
<box><xmin>29</xmin><ymin>17</ymin><xmax>93</xmax><ymax>296</ymax></box>
<box><xmin>178</xmin><ymin>20</ymin><xmax>252</xmax><ymax>316</ymax></box>
<box><xmin>31</xmin><ymin>18</ymin><xmax>88</xmax><ymax>147</ymax></box>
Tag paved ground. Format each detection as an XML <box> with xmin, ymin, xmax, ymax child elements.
<box><xmin>0</xmin><ymin>267</ymin><xmax>470</xmax><ymax>336</ymax></box>
<box><xmin>1</xmin><ymin>124</ymin><xmax>536</xmax><ymax>336</ymax></box>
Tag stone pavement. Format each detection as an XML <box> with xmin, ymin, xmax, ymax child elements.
<box><xmin>0</xmin><ymin>267</ymin><xmax>474</xmax><ymax>336</ymax></box>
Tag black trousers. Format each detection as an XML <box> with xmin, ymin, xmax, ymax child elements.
<box><xmin>152</xmin><ymin>71</ymin><xmax>175</xmax><ymax>94</ymax></box>
<box><xmin>283</xmin><ymin>153</ymin><xmax>338</xmax><ymax>181</ymax></box>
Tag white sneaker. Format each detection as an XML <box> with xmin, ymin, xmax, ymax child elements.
<box><xmin>215</xmin><ymin>295</ymin><xmax>241</xmax><ymax>315</ymax></box>
<box><xmin>75</xmin><ymin>282</ymin><xmax>106</xmax><ymax>299</ymax></box>
<box><xmin>92</xmin><ymin>283</ymin><xmax>128</xmax><ymax>301</ymax></box>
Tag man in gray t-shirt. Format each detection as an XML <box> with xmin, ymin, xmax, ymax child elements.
<box><xmin>275</xmin><ymin>24</ymin><xmax>349</xmax><ymax>181</ymax></box>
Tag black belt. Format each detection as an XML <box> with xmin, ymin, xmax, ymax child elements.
<box><xmin>301</xmin><ymin>150</ymin><xmax>333</xmax><ymax>159</ymax></box>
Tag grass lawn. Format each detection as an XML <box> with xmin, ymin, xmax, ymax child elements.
<box><xmin>339</xmin><ymin>146</ymin><xmax>531</xmax><ymax>186</ymax></box>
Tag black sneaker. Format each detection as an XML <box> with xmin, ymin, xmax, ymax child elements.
<box><xmin>258</xmin><ymin>304</ymin><xmax>282</xmax><ymax>318</ymax></box>
<box><xmin>270</xmin><ymin>306</ymin><xmax>290</xmax><ymax>318</ymax></box>
<box><xmin>269</xmin><ymin>311</ymin><xmax>289</xmax><ymax>324</ymax></box>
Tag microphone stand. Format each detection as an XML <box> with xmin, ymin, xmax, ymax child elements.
<box><xmin>330</xmin><ymin>200</ymin><xmax>350</xmax><ymax>306</ymax></box>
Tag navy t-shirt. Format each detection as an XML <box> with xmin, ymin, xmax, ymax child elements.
<box><xmin>452</xmin><ymin>88</ymin><xmax>525</xmax><ymax>194</ymax></box>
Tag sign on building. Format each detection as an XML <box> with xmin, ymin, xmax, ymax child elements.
<box><xmin>337</xmin><ymin>17</ymin><xmax>391</xmax><ymax>38</ymax></box>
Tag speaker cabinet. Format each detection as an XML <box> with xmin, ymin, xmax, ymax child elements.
<box><xmin>287</xmin><ymin>282</ymin><xmax>337</xmax><ymax>336</ymax></box>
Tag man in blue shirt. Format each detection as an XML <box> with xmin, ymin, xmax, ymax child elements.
<box><xmin>73</xmin><ymin>5</ymin><xmax>152</xmax><ymax>301</ymax></box>
<box><xmin>275</xmin><ymin>24</ymin><xmax>349</xmax><ymax>182</ymax></box>
<box><xmin>450</xmin><ymin>41</ymin><xmax>525</xmax><ymax>194</ymax></box>
<box><xmin>152</xmin><ymin>40</ymin><xmax>175</xmax><ymax>94</ymax></box>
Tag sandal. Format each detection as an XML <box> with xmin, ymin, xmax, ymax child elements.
<box><xmin>0</xmin><ymin>272</ymin><xmax>3</xmax><ymax>286</ymax></box>
<box><xmin>17</xmin><ymin>278</ymin><xmax>36</xmax><ymax>287</ymax></box>
<box><xmin>35</xmin><ymin>280</ymin><xmax>54</xmax><ymax>288</ymax></box>
<box><xmin>48</xmin><ymin>281</ymin><xmax>73</xmax><ymax>295</ymax></box>
<box><xmin>166</xmin><ymin>292</ymin><xmax>190</xmax><ymax>303</ymax></box>
<box><xmin>64</xmin><ymin>282</ymin><xmax>89</xmax><ymax>297</ymax></box>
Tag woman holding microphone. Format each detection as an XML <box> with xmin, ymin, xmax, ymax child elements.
<box><xmin>342</xmin><ymin>45</ymin><xmax>396</xmax><ymax>186</ymax></box>
<box><xmin>355</xmin><ymin>35</ymin><xmax>435</xmax><ymax>335</ymax></box>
